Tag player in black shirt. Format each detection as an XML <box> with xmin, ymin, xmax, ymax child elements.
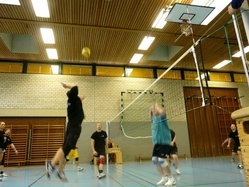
<box><xmin>227</xmin><ymin>124</ymin><xmax>243</xmax><ymax>169</ymax></box>
<box><xmin>46</xmin><ymin>83</ymin><xmax>85</xmax><ymax>182</ymax></box>
<box><xmin>0</xmin><ymin>129</ymin><xmax>18</xmax><ymax>177</ymax></box>
<box><xmin>91</xmin><ymin>122</ymin><xmax>108</xmax><ymax>179</ymax></box>
<box><xmin>169</xmin><ymin>129</ymin><xmax>181</xmax><ymax>175</ymax></box>
<box><xmin>0</xmin><ymin>122</ymin><xmax>7</xmax><ymax>181</ymax></box>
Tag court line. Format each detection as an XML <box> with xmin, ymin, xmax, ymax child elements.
<box><xmin>27</xmin><ymin>172</ymin><xmax>46</xmax><ymax>187</ymax></box>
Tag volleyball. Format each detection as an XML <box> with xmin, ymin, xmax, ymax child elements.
<box><xmin>82</xmin><ymin>47</ymin><xmax>90</xmax><ymax>59</ymax></box>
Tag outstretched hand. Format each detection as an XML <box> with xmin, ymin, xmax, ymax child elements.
<box><xmin>61</xmin><ymin>82</ymin><xmax>68</xmax><ymax>88</ymax></box>
<box><xmin>61</xmin><ymin>82</ymin><xmax>76</xmax><ymax>89</ymax></box>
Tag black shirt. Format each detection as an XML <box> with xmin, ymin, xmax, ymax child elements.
<box><xmin>3</xmin><ymin>135</ymin><xmax>12</xmax><ymax>149</ymax></box>
<box><xmin>67</xmin><ymin>86</ymin><xmax>84</xmax><ymax>127</ymax></box>
<box><xmin>0</xmin><ymin>131</ymin><xmax>5</xmax><ymax>149</ymax></box>
<box><xmin>229</xmin><ymin>129</ymin><xmax>240</xmax><ymax>146</ymax></box>
<box><xmin>91</xmin><ymin>130</ymin><xmax>107</xmax><ymax>150</ymax></box>
<box><xmin>170</xmin><ymin>129</ymin><xmax>177</xmax><ymax>147</ymax></box>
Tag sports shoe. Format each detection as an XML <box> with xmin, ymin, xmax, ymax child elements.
<box><xmin>238</xmin><ymin>164</ymin><xmax>244</xmax><ymax>169</ymax></box>
<box><xmin>2</xmin><ymin>172</ymin><xmax>8</xmax><ymax>177</ymax></box>
<box><xmin>175</xmin><ymin>168</ymin><xmax>181</xmax><ymax>175</ymax></box>
<box><xmin>56</xmin><ymin>171</ymin><xmax>68</xmax><ymax>182</ymax></box>
<box><xmin>156</xmin><ymin>176</ymin><xmax>168</xmax><ymax>185</ymax></box>
<box><xmin>164</xmin><ymin>177</ymin><xmax>176</xmax><ymax>186</ymax></box>
<box><xmin>77</xmin><ymin>166</ymin><xmax>84</xmax><ymax>171</ymax></box>
<box><xmin>98</xmin><ymin>173</ymin><xmax>106</xmax><ymax>179</ymax></box>
<box><xmin>46</xmin><ymin>160</ymin><xmax>55</xmax><ymax>179</ymax></box>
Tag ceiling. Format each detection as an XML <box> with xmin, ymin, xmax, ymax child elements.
<box><xmin>0</xmin><ymin>0</ymin><xmax>248</xmax><ymax>73</ymax></box>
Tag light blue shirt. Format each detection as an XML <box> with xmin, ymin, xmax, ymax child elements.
<box><xmin>151</xmin><ymin>114</ymin><xmax>171</xmax><ymax>145</ymax></box>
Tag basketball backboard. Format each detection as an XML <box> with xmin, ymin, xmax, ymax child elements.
<box><xmin>166</xmin><ymin>3</ymin><xmax>215</xmax><ymax>25</ymax></box>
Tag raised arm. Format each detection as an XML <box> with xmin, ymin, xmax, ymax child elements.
<box><xmin>228</xmin><ymin>0</ymin><xmax>244</xmax><ymax>14</ymax></box>
<box><xmin>61</xmin><ymin>82</ymin><xmax>77</xmax><ymax>89</ymax></box>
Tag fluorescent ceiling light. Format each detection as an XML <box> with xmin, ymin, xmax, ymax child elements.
<box><xmin>0</xmin><ymin>0</ymin><xmax>20</xmax><ymax>5</ymax></box>
<box><xmin>51</xmin><ymin>65</ymin><xmax>59</xmax><ymax>74</ymax></box>
<box><xmin>46</xmin><ymin>48</ymin><xmax>58</xmax><ymax>59</ymax></box>
<box><xmin>126</xmin><ymin>68</ymin><xmax>133</xmax><ymax>76</ymax></box>
<box><xmin>152</xmin><ymin>9</ymin><xmax>169</xmax><ymax>29</ymax></box>
<box><xmin>40</xmin><ymin>28</ymin><xmax>55</xmax><ymax>44</ymax></box>
<box><xmin>213</xmin><ymin>60</ymin><xmax>231</xmax><ymax>69</ymax></box>
<box><xmin>138</xmin><ymin>36</ymin><xmax>155</xmax><ymax>50</ymax></box>
<box><xmin>191</xmin><ymin>0</ymin><xmax>230</xmax><ymax>25</ymax></box>
<box><xmin>130</xmin><ymin>54</ymin><xmax>143</xmax><ymax>64</ymax></box>
<box><xmin>31</xmin><ymin>0</ymin><xmax>50</xmax><ymax>18</ymax></box>
<box><xmin>232</xmin><ymin>46</ymin><xmax>249</xmax><ymax>57</ymax></box>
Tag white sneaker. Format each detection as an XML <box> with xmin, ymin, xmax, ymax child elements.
<box><xmin>156</xmin><ymin>176</ymin><xmax>168</xmax><ymax>185</ymax></box>
<box><xmin>2</xmin><ymin>172</ymin><xmax>8</xmax><ymax>177</ymax></box>
<box><xmin>77</xmin><ymin>166</ymin><xmax>84</xmax><ymax>171</ymax></box>
<box><xmin>175</xmin><ymin>168</ymin><xmax>181</xmax><ymax>175</ymax></box>
<box><xmin>98</xmin><ymin>173</ymin><xmax>106</xmax><ymax>179</ymax></box>
<box><xmin>164</xmin><ymin>177</ymin><xmax>176</xmax><ymax>186</ymax></box>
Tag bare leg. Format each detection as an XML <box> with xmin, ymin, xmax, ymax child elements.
<box><xmin>51</xmin><ymin>148</ymin><xmax>65</xmax><ymax>172</ymax></box>
<box><xmin>98</xmin><ymin>155</ymin><xmax>105</xmax><ymax>171</ymax></box>
<box><xmin>237</xmin><ymin>151</ymin><xmax>243</xmax><ymax>166</ymax></box>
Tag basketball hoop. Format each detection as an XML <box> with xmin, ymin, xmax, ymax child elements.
<box><xmin>180</xmin><ymin>20</ymin><xmax>191</xmax><ymax>36</ymax></box>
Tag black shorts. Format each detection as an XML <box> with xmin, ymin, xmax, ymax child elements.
<box><xmin>95</xmin><ymin>147</ymin><xmax>106</xmax><ymax>157</ymax></box>
<box><xmin>232</xmin><ymin>144</ymin><xmax>241</xmax><ymax>152</ymax></box>
<box><xmin>152</xmin><ymin>144</ymin><xmax>171</xmax><ymax>158</ymax></box>
<box><xmin>170</xmin><ymin>146</ymin><xmax>178</xmax><ymax>155</ymax></box>
<box><xmin>62</xmin><ymin>126</ymin><xmax>81</xmax><ymax>156</ymax></box>
<box><xmin>0</xmin><ymin>152</ymin><xmax>5</xmax><ymax>165</ymax></box>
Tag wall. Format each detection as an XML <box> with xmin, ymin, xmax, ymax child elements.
<box><xmin>0</xmin><ymin>73</ymin><xmax>248</xmax><ymax>163</ymax></box>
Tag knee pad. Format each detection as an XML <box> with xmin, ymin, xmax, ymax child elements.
<box><xmin>158</xmin><ymin>158</ymin><xmax>168</xmax><ymax>167</ymax></box>
<box><xmin>152</xmin><ymin>157</ymin><xmax>158</xmax><ymax>165</ymax></box>
<box><xmin>75</xmin><ymin>157</ymin><xmax>79</xmax><ymax>161</ymax></box>
<box><xmin>99</xmin><ymin>157</ymin><xmax>105</xmax><ymax>165</ymax></box>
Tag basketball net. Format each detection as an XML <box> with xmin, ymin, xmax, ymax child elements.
<box><xmin>180</xmin><ymin>20</ymin><xmax>191</xmax><ymax>36</ymax></box>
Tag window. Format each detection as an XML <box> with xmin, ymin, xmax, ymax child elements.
<box><xmin>27</xmin><ymin>63</ymin><xmax>54</xmax><ymax>74</ymax></box>
<box><xmin>184</xmin><ymin>71</ymin><xmax>198</xmax><ymax>80</ymax></box>
<box><xmin>96</xmin><ymin>66</ymin><xmax>124</xmax><ymax>77</ymax></box>
<box><xmin>234</xmin><ymin>73</ymin><xmax>247</xmax><ymax>83</ymax></box>
<box><xmin>62</xmin><ymin>65</ymin><xmax>92</xmax><ymax>76</ymax></box>
<box><xmin>209</xmin><ymin>72</ymin><xmax>231</xmax><ymax>82</ymax></box>
<box><xmin>0</xmin><ymin>62</ymin><xmax>23</xmax><ymax>73</ymax></box>
<box><xmin>126</xmin><ymin>68</ymin><xmax>153</xmax><ymax>78</ymax></box>
<box><xmin>157</xmin><ymin>69</ymin><xmax>181</xmax><ymax>79</ymax></box>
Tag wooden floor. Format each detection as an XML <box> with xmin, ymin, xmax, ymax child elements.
<box><xmin>0</xmin><ymin>156</ymin><xmax>247</xmax><ymax>187</ymax></box>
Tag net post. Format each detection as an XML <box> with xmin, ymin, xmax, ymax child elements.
<box><xmin>191</xmin><ymin>45</ymin><xmax>205</xmax><ymax>106</ymax></box>
<box><xmin>106</xmin><ymin>120</ymin><xmax>110</xmax><ymax>165</ymax></box>
<box><xmin>232</xmin><ymin>14</ymin><xmax>249</xmax><ymax>88</ymax></box>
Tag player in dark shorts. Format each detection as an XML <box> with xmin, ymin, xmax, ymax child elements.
<box><xmin>0</xmin><ymin>128</ymin><xmax>18</xmax><ymax>177</ymax></box>
<box><xmin>91</xmin><ymin>122</ymin><xmax>108</xmax><ymax>179</ymax></box>
<box><xmin>169</xmin><ymin>129</ymin><xmax>181</xmax><ymax>174</ymax></box>
<box><xmin>227</xmin><ymin>124</ymin><xmax>243</xmax><ymax>169</ymax></box>
<box><xmin>150</xmin><ymin>103</ymin><xmax>176</xmax><ymax>186</ymax></box>
<box><xmin>46</xmin><ymin>83</ymin><xmax>85</xmax><ymax>182</ymax></box>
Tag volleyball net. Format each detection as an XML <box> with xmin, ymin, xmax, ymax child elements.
<box><xmin>106</xmin><ymin>43</ymin><xmax>209</xmax><ymax>140</ymax></box>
